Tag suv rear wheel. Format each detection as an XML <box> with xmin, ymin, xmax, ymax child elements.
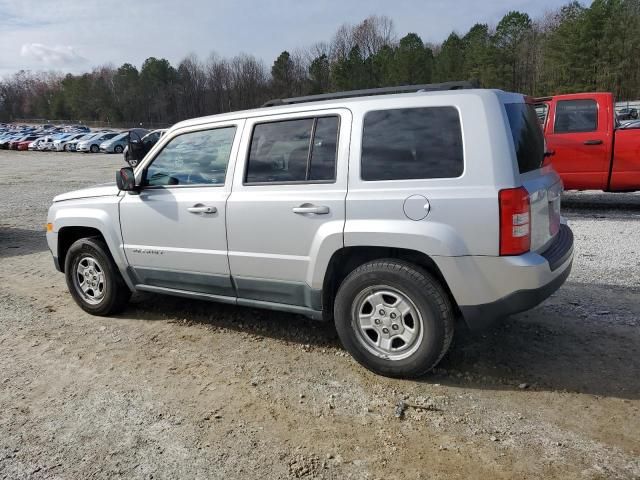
<box><xmin>334</xmin><ymin>259</ymin><xmax>454</xmax><ymax>378</ymax></box>
<box><xmin>64</xmin><ymin>237</ymin><xmax>131</xmax><ymax>315</ymax></box>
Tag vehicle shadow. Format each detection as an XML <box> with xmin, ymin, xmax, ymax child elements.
<box><xmin>120</xmin><ymin>280</ymin><xmax>640</xmax><ymax>400</ymax></box>
<box><xmin>0</xmin><ymin>226</ymin><xmax>48</xmax><ymax>258</ymax></box>
<box><xmin>435</xmin><ymin>281</ymin><xmax>640</xmax><ymax>400</ymax></box>
<box><xmin>562</xmin><ymin>190</ymin><xmax>640</xmax><ymax>212</ymax></box>
<box><xmin>122</xmin><ymin>292</ymin><xmax>341</xmax><ymax>348</ymax></box>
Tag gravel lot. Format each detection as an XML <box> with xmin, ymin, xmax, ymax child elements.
<box><xmin>1</xmin><ymin>150</ymin><xmax>639</xmax><ymax>479</ymax></box>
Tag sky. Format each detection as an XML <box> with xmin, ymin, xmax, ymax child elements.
<box><xmin>0</xmin><ymin>0</ymin><xmax>576</xmax><ymax>78</ymax></box>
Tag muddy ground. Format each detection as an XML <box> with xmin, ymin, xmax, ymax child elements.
<box><xmin>1</xmin><ymin>151</ymin><xmax>638</xmax><ymax>479</ymax></box>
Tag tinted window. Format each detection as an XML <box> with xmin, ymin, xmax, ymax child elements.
<box><xmin>246</xmin><ymin>116</ymin><xmax>338</xmax><ymax>183</ymax></box>
<box><xmin>309</xmin><ymin>117</ymin><xmax>339</xmax><ymax>181</ymax></box>
<box><xmin>505</xmin><ymin>103</ymin><xmax>545</xmax><ymax>174</ymax></box>
<box><xmin>144</xmin><ymin>127</ymin><xmax>236</xmax><ymax>187</ymax></box>
<box><xmin>361</xmin><ymin>107</ymin><xmax>463</xmax><ymax>181</ymax></box>
<box><xmin>554</xmin><ymin>99</ymin><xmax>598</xmax><ymax>133</ymax></box>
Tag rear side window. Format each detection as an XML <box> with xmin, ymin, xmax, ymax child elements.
<box><xmin>361</xmin><ymin>107</ymin><xmax>463</xmax><ymax>181</ymax></box>
<box><xmin>554</xmin><ymin>99</ymin><xmax>598</xmax><ymax>133</ymax></box>
<box><xmin>246</xmin><ymin>116</ymin><xmax>339</xmax><ymax>184</ymax></box>
<box><xmin>505</xmin><ymin>103</ymin><xmax>546</xmax><ymax>174</ymax></box>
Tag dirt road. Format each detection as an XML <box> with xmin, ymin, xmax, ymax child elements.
<box><xmin>1</xmin><ymin>151</ymin><xmax>638</xmax><ymax>479</ymax></box>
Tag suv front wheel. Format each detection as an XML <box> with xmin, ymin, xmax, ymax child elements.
<box><xmin>334</xmin><ymin>260</ymin><xmax>454</xmax><ymax>378</ymax></box>
<box><xmin>64</xmin><ymin>237</ymin><xmax>131</xmax><ymax>315</ymax></box>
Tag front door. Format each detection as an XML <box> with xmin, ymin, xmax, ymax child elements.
<box><xmin>226</xmin><ymin>110</ymin><xmax>350</xmax><ymax>309</ymax></box>
<box><xmin>119</xmin><ymin>121</ymin><xmax>243</xmax><ymax>297</ymax></box>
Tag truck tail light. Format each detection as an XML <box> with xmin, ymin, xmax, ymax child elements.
<box><xmin>499</xmin><ymin>187</ymin><xmax>531</xmax><ymax>256</ymax></box>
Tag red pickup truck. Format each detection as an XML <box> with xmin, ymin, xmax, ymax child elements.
<box><xmin>536</xmin><ymin>92</ymin><xmax>640</xmax><ymax>192</ymax></box>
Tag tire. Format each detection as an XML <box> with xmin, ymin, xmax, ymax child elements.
<box><xmin>63</xmin><ymin>144</ymin><xmax>68</xmax><ymax>152</ymax></box>
<box><xmin>129</xmin><ymin>158</ymin><xmax>138</xmax><ymax>167</ymax></box>
<box><xmin>90</xmin><ymin>144</ymin><xmax>99</xmax><ymax>153</ymax></box>
<box><xmin>334</xmin><ymin>259</ymin><xmax>454</xmax><ymax>378</ymax></box>
<box><xmin>114</xmin><ymin>145</ymin><xmax>123</xmax><ymax>154</ymax></box>
<box><xmin>64</xmin><ymin>237</ymin><xmax>131</xmax><ymax>316</ymax></box>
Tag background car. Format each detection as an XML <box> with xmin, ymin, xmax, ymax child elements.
<box><xmin>77</xmin><ymin>132</ymin><xmax>119</xmax><ymax>153</ymax></box>
<box><xmin>66</xmin><ymin>133</ymin><xmax>97</xmax><ymax>152</ymax></box>
<box><xmin>620</xmin><ymin>119</ymin><xmax>640</xmax><ymax>129</ymax></box>
<box><xmin>617</xmin><ymin>107</ymin><xmax>639</xmax><ymax>121</ymax></box>
<box><xmin>53</xmin><ymin>133</ymin><xmax>86</xmax><ymax>151</ymax></box>
<box><xmin>9</xmin><ymin>134</ymin><xmax>38</xmax><ymax>149</ymax></box>
<box><xmin>100</xmin><ymin>128</ymin><xmax>148</xmax><ymax>154</ymax></box>
<box><xmin>37</xmin><ymin>136</ymin><xmax>57</xmax><ymax>151</ymax></box>
<box><xmin>124</xmin><ymin>129</ymin><xmax>166</xmax><ymax>166</ymax></box>
<box><xmin>28</xmin><ymin>137</ymin><xmax>47</xmax><ymax>150</ymax></box>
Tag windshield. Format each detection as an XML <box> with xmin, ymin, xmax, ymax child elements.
<box><xmin>505</xmin><ymin>102</ymin><xmax>546</xmax><ymax>174</ymax></box>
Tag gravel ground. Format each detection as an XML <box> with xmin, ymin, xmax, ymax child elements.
<box><xmin>0</xmin><ymin>150</ymin><xmax>639</xmax><ymax>480</ymax></box>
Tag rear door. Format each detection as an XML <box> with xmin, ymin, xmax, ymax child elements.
<box><xmin>226</xmin><ymin>109</ymin><xmax>350</xmax><ymax>309</ymax></box>
<box><xmin>545</xmin><ymin>96</ymin><xmax>611</xmax><ymax>190</ymax></box>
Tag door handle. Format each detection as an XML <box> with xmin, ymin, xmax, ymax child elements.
<box><xmin>292</xmin><ymin>204</ymin><xmax>330</xmax><ymax>215</ymax></box>
<box><xmin>583</xmin><ymin>139</ymin><xmax>603</xmax><ymax>145</ymax></box>
<box><xmin>188</xmin><ymin>205</ymin><xmax>217</xmax><ymax>214</ymax></box>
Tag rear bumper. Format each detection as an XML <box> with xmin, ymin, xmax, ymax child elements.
<box><xmin>459</xmin><ymin>259</ymin><xmax>572</xmax><ymax>330</ymax></box>
<box><xmin>435</xmin><ymin>225</ymin><xmax>574</xmax><ymax>331</ymax></box>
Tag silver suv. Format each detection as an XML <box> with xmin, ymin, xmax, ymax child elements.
<box><xmin>46</xmin><ymin>83</ymin><xmax>574</xmax><ymax>378</ymax></box>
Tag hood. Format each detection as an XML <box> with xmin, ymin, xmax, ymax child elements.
<box><xmin>53</xmin><ymin>182</ymin><xmax>119</xmax><ymax>202</ymax></box>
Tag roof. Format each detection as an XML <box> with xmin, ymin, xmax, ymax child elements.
<box><xmin>171</xmin><ymin>87</ymin><xmax>524</xmax><ymax>132</ymax></box>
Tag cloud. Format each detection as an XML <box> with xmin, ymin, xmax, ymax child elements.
<box><xmin>20</xmin><ymin>43</ymin><xmax>86</xmax><ymax>66</ymax></box>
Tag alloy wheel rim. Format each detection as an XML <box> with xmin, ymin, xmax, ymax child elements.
<box><xmin>351</xmin><ymin>285</ymin><xmax>424</xmax><ymax>361</ymax></box>
<box><xmin>74</xmin><ymin>256</ymin><xmax>106</xmax><ymax>305</ymax></box>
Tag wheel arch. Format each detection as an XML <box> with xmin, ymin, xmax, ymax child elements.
<box><xmin>57</xmin><ymin>226</ymin><xmax>106</xmax><ymax>273</ymax></box>
<box><xmin>321</xmin><ymin>246</ymin><xmax>460</xmax><ymax>321</ymax></box>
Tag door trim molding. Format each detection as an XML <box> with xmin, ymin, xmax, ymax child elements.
<box><xmin>233</xmin><ymin>276</ymin><xmax>322</xmax><ymax>311</ymax></box>
<box><xmin>130</xmin><ymin>267</ymin><xmax>235</xmax><ymax>297</ymax></box>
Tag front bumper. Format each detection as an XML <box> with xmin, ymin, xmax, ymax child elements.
<box><xmin>436</xmin><ymin>225</ymin><xmax>574</xmax><ymax>331</ymax></box>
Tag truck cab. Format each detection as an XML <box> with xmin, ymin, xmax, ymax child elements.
<box><xmin>538</xmin><ymin>92</ymin><xmax>640</xmax><ymax>191</ymax></box>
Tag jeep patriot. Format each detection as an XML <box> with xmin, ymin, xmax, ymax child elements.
<box><xmin>46</xmin><ymin>83</ymin><xmax>574</xmax><ymax>377</ymax></box>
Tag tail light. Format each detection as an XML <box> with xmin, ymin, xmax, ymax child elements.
<box><xmin>499</xmin><ymin>187</ymin><xmax>531</xmax><ymax>256</ymax></box>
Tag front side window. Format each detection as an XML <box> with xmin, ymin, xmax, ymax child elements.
<box><xmin>245</xmin><ymin>116</ymin><xmax>339</xmax><ymax>183</ymax></box>
<box><xmin>554</xmin><ymin>99</ymin><xmax>598</xmax><ymax>133</ymax></box>
<box><xmin>361</xmin><ymin>107</ymin><xmax>464</xmax><ymax>181</ymax></box>
<box><xmin>144</xmin><ymin>127</ymin><xmax>236</xmax><ymax>187</ymax></box>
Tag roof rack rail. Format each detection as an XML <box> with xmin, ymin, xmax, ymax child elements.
<box><xmin>262</xmin><ymin>81</ymin><xmax>478</xmax><ymax>107</ymax></box>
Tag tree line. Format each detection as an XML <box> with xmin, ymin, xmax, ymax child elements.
<box><xmin>1</xmin><ymin>0</ymin><xmax>639</xmax><ymax>126</ymax></box>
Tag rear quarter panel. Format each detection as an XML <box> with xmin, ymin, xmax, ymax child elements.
<box><xmin>344</xmin><ymin>90</ymin><xmax>520</xmax><ymax>258</ymax></box>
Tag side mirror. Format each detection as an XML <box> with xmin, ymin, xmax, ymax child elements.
<box><xmin>116</xmin><ymin>167</ymin><xmax>137</xmax><ymax>191</ymax></box>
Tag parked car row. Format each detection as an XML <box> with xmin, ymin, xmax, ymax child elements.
<box><xmin>0</xmin><ymin>123</ymin><xmax>88</xmax><ymax>151</ymax></box>
<box><xmin>0</xmin><ymin>123</ymin><xmax>153</xmax><ymax>156</ymax></box>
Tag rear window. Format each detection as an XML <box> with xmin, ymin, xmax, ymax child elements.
<box><xmin>361</xmin><ymin>107</ymin><xmax>464</xmax><ymax>181</ymax></box>
<box><xmin>505</xmin><ymin>103</ymin><xmax>545</xmax><ymax>174</ymax></box>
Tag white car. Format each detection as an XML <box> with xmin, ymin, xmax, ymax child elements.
<box><xmin>77</xmin><ymin>132</ymin><xmax>118</xmax><ymax>153</ymax></box>
<box><xmin>28</xmin><ymin>137</ymin><xmax>47</xmax><ymax>150</ymax></box>
<box><xmin>37</xmin><ymin>136</ymin><xmax>56</xmax><ymax>151</ymax></box>
<box><xmin>53</xmin><ymin>133</ymin><xmax>86</xmax><ymax>152</ymax></box>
